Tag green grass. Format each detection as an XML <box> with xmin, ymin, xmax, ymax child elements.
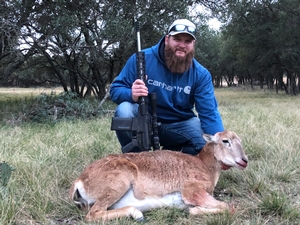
<box><xmin>1</xmin><ymin>87</ymin><xmax>300</xmax><ymax>225</ymax></box>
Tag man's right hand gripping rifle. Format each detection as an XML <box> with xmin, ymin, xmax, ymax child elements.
<box><xmin>110</xmin><ymin>22</ymin><xmax>160</xmax><ymax>153</ymax></box>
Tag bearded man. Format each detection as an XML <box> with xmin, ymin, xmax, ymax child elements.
<box><xmin>110</xmin><ymin>19</ymin><xmax>224</xmax><ymax>155</ymax></box>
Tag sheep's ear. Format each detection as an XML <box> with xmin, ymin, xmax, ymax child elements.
<box><xmin>202</xmin><ymin>133</ymin><xmax>215</xmax><ymax>143</ymax></box>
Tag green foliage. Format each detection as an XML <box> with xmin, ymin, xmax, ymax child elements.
<box><xmin>217</xmin><ymin>0</ymin><xmax>300</xmax><ymax>91</ymax></box>
<box><xmin>0</xmin><ymin>162</ymin><xmax>15</xmax><ymax>199</ymax></box>
<box><xmin>22</xmin><ymin>92</ymin><xmax>113</xmax><ymax>122</ymax></box>
<box><xmin>243</xmin><ymin>170</ymin><xmax>267</xmax><ymax>194</ymax></box>
<box><xmin>0</xmin><ymin>89</ymin><xmax>118</xmax><ymax>128</ymax></box>
<box><xmin>145</xmin><ymin>207</ymin><xmax>188</xmax><ymax>224</ymax></box>
<box><xmin>1</xmin><ymin>0</ymin><xmax>207</xmax><ymax>98</ymax></box>
<box><xmin>1</xmin><ymin>88</ymin><xmax>300</xmax><ymax>224</ymax></box>
<box><xmin>204</xmin><ymin>212</ymin><xmax>235</xmax><ymax>225</ymax></box>
<box><xmin>2</xmin><ymin>0</ymin><xmax>300</xmax><ymax>95</ymax></box>
<box><xmin>259</xmin><ymin>191</ymin><xmax>300</xmax><ymax>221</ymax></box>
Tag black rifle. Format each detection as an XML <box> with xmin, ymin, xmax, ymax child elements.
<box><xmin>111</xmin><ymin>22</ymin><xmax>160</xmax><ymax>153</ymax></box>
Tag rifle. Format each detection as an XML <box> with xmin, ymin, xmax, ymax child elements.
<box><xmin>111</xmin><ymin>21</ymin><xmax>160</xmax><ymax>153</ymax></box>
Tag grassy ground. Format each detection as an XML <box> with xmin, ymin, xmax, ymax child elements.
<box><xmin>0</xmin><ymin>87</ymin><xmax>299</xmax><ymax>225</ymax></box>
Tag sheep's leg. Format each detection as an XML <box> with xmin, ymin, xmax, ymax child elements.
<box><xmin>189</xmin><ymin>205</ymin><xmax>228</xmax><ymax>215</ymax></box>
<box><xmin>86</xmin><ymin>202</ymin><xmax>144</xmax><ymax>222</ymax></box>
<box><xmin>189</xmin><ymin>198</ymin><xmax>229</xmax><ymax>215</ymax></box>
<box><xmin>85</xmin><ymin>184</ymin><xmax>145</xmax><ymax>222</ymax></box>
<box><xmin>182</xmin><ymin>187</ymin><xmax>231</xmax><ymax>215</ymax></box>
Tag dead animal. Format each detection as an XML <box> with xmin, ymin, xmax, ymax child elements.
<box><xmin>69</xmin><ymin>130</ymin><xmax>248</xmax><ymax>222</ymax></box>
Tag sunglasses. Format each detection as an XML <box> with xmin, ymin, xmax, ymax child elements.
<box><xmin>169</xmin><ymin>24</ymin><xmax>196</xmax><ymax>35</ymax></box>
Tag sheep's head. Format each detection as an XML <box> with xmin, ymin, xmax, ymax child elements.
<box><xmin>203</xmin><ymin>131</ymin><xmax>248</xmax><ymax>170</ymax></box>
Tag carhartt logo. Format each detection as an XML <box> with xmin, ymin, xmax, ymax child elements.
<box><xmin>184</xmin><ymin>86</ymin><xmax>191</xmax><ymax>94</ymax></box>
<box><xmin>148</xmin><ymin>79</ymin><xmax>191</xmax><ymax>95</ymax></box>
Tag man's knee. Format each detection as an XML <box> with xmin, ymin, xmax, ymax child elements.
<box><xmin>159</xmin><ymin>117</ymin><xmax>206</xmax><ymax>155</ymax></box>
<box><xmin>115</xmin><ymin>102</ymin><xmax>138</xmax><ymax>118</ymax></box>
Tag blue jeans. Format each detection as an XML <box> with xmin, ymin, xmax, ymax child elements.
<box><xmin>114</xmin><ymin>102</ymin><xmax>206</xmax><ymax>155</ymax></box>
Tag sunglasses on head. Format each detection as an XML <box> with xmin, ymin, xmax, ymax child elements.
<box><xmin>169</xmin><ymin>24</ymin><xmax>196</xmax><ymax>35</ymax></box>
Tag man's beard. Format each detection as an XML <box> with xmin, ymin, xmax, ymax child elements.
<box><xmin>164</xmin><ymin>45</ymin><xmax>194</xmax><ymax>74</ymax></box>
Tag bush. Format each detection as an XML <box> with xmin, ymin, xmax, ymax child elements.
<box><xmin>2</xmin><ymin>91</ymin><xmax>115</xmax><ymax>124</ymax></box>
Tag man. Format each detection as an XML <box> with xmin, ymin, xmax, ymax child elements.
<box><xmin>110</xmin><ymin>19</ymin><xmax>224</xmax><ymax>155</ymax></box>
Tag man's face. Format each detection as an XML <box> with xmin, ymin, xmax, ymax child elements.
<box><xmin>164</xmin><ymin>33</ymin><xmax>195</xmax><ymax>74</ymax></box>
<box><xmin>165</xmin><ymin>33</ymin><xmax>195</xmax><ymax>58</ymax></box>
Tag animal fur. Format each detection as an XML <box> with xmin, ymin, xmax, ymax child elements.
<box><xmin>69</xmin><ymin>130</ymin><xmax>248</xmax><ymax>222</ymax></box>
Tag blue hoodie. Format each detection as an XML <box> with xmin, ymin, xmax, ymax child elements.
<box><xmin>110</xmin><ymin>37</ymin><xmax>224</xmax><ymax>135</ymax></box>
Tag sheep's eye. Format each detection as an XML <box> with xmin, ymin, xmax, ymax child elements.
<box><xmin>222</xmin><ymin>139</ymin><xmax>229</xmax><ymax>144</ymax></box>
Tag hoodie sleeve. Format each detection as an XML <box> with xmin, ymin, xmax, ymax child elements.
<box><xmin>110</xmin><ymin>54</ymin><xmax>137</xmax><ymax>104</ymax></box>
<box><xmin>194</xmin><ymin>69</ymin><xmax>224</xmax><ymax>135</ymax></box>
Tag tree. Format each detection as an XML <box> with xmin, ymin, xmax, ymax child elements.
<box><xmin>216</xmin><ymin>0</ymin><xmax>300</xmax><ymax>94</ymax></box>
<box><xmin>0</xmin><ymin>0</ymin><xmax>39</xmax><ymax>84</ymax></box>
<box><xmin>1</xmin><ymin>0</ymin><xmax>212</xmax><ymax>98</ymax></box>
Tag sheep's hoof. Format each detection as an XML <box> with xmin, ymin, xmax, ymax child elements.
<box><xmin>135</xmin><ymin>216</ymin><xmax>145</xmax><ymax>222</ymax></box>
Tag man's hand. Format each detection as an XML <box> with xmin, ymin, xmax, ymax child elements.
<box><xmin>132</xmin><ymin>79</ymin><xmax>148</xmax><ymax>102</ymax></box>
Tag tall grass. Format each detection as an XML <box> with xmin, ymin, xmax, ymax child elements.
<box><xmin>0</xmin><ymin>88</ymin><xmax>299</xmax><ymax>225</ymax></box>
